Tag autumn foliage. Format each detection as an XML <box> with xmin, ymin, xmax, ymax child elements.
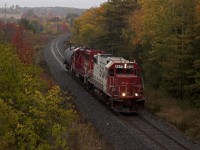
<box><xmin>0</xmin><ymin>16</ymin><xmax>107</xmax><ymax>148</ymax></box>
<box><xmin>0</xmin><ymin>22</ymin><xmax>34</xmax><ymax>65</ymax></box>
<box><xmin>11</xmin><ymin>26</ymin><xmax>34</xmax><ymax>64</ymax></box>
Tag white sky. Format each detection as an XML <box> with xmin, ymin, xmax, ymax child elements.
<box><xmin>0</xmin><ymin>0</ymin><xmax>108</xmax><ymax>9</ymax></box>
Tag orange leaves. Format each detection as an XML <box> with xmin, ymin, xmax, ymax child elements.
<box><xmin>58</xmin><ymin>22</ymin><xmax>69</xmax><ymax>33</ymax></box>
<box><xmin>0</xmin><ymin>22</ymin><xmax>35</xmax><ymax>65</ymax></box>
<box><xmin>11</xmin><ymin>26</ymin><xmax>34</xmax><ymax>65</ymax></box>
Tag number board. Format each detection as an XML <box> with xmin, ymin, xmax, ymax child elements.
<box><xmin>115</xmin><ymin>65</ymin><xmax>123</xmax><ymax>68</ymax></box>
<box><xmin>115</xmin><ymin>64</ymin><xmax>134</xmax><ymax>68</ymax></box>
<box><xmin>127</xmin><ymin>65</ymin><xmax>134</xmax><ymax>68</ymax></box>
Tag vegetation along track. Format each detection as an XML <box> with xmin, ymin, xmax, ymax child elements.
<box><xmin>119</xmin><ymin>112</ymin><xmax>192</xmax><ymax>150</ymax></box>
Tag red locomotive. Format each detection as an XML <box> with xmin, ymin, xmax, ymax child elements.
<box><xmin>64</xmin><ymin>46</ymin><xmax>145</xmax><ymax>113</ymax></box>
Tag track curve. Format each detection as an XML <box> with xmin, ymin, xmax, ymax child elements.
<box><xmin>44</xmin><ymin>34</ymin><xmax>200</xmax><ymax>150</ymax></box>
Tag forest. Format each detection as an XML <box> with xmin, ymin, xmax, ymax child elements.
<box><xmin>71</xmin><ymin>0</ymin><xmax>200</xmax><ymax>108</ymax></box>
<box><xmin>0</xmin><ymin>6</ymin><xmax>107</xmax><ymax>150</ymax></box>
<box><xmin>71</xmin><ymin>0</ymin><xmax>200</xmax><ymax>142</ymax></box>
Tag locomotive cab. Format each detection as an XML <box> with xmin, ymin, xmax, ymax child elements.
<box><xmin>92</xmin><ymin>54</ymin><xmax>145</xmax><ymax>112</ymax></box>
<box><xmin>107</xmin><ymin>62</ymin><xmax>144</xmax><ymax>101</ymax></box>
<box><xmin>110</xmin><ymin>64</ymin><xmax>144</xmax><ymax>112</ymax></box>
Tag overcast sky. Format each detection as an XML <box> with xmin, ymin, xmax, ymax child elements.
<box><xmin>0</xmin><ymin>0</ymin><xmax>108</xmax><ymax>9</ymax></box>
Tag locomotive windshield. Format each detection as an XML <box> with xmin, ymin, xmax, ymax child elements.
<box><xmin>126</xmin><ymin>68</ymin><xmax>135</xmax><ymax>74</ymax></box>
<box><xmin>108</xmin><ymin>63</ymin><xmax>140</xmax><ymax>77</ymax></box>
<box><xmin>116</xmin><ymin>68</ymin><xmax>124</xmax><ymax>74</ymax></box>
<box><xmin>116</xmin><ymin>68</ymin><xmax>135</xmax><ymax>75</ymax></box>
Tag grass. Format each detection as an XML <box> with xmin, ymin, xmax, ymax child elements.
<box><xmin>145</xmin><ymin>88</ymin><xmax>200</xmax><ymax>143</ymax></box>
<box><xmin>68</xmin><ymin>118</ymin><xmax>111</xmax><ymax>150</ymax></box>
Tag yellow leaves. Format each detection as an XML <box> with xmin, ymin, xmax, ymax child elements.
<box><xmin>79</xmin><ymin>24</ymin><xmax>95</xmax><ymax>47</ymax></box>
<box><xmin>46</xmin><ymin>86</ymin><xmax>61</xmax><ymax>104</ymax></box>
<box><xmin>0</xmin><ymin>43</ymin><xmax>77</xmax><ymax>148</ymax></box>
<box><xmin>71</xmin><ymin>6</ymin><xmax>107</xmax><ymax>47</ymax></box>
<box><xmin>17</xmin><ymin>123</ymin><xmax>24</xmax><ymax>129</ymax></box>
<box><xmin>0</xmin><ymin>99</ymin><xmax>19</xmax><ymax>128</ymax></box>
<box><xmin>52</xmin><ymin>124</ymin><xmax>68</xmax><ymax>150</ymax></box>
<box><xmin>0</xmin><ymin>131</ymin><xmax>15</xmax><ymax>150</ymax></box>
<box><xmin>0</xmin><ymin>99</ymin><xmax>18</xmax><ymax>149</ymax></box>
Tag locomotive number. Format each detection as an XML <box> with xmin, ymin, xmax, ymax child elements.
<box><xmin>115</xmin><ymin>65</ymin><xmax>123</xmax><ymax>68</ymax></box>
<box><xmin>115</xmin><ymin>65</ymin><xmax>134</xmax><ymax>68</ymax></box>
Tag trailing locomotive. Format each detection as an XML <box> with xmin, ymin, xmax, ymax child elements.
<box><xmin>64</xmin><ymin>46</ymin><xmax>145</xmax><ymax>113</ymax></box>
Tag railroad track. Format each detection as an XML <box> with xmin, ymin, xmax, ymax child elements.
<box><xmin>67</xmin><ymin>73</ymin><xmax>194</xmax><ymax>150</ymax></box>
<box><xmin>120</xmin><ymin>113</ymin><xmax>192</xmax><ymax>150</ymax></box>
<box><xmin>67</xmin><ymin>71</ymin><xmax>197</xmax><ymax>150</ymax></box>
<box><xmin>48</xmin><ymin>35</ymin><xmax>199</xmax><ymax>150</ymax></box>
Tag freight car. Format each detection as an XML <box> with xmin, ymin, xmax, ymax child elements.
<box><xmin>64</xmin><ymin>46</ymin><xmax>145</xmax><ymax>113</ymax></box>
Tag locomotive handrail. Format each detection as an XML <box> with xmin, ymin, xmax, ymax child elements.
<box><xmin>86</xmin><ymin>70</ymin><xmax>93</xmax><ymax>78</ymax></box>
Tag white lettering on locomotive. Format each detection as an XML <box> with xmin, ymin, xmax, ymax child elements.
<box><xmin>115</xmin><ymin>64</ymin><xmax>134</xmax><ymax>69</ymax></box>
<box><xmin>115</xmin><ymin>65</ymin><xmax>123</xmax><ymax>68</ymax></box>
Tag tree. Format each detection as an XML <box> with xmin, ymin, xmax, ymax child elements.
<box><xmin>0</xmin><ymin>99</ymin><xmax>18</xmax><ymax>150</ymax></box>
<box><xmin>0</xmin><ymin>43</ymin><xmax>77</xmax><ymax>149</ymax></box>
<box><xmin>190</xmin><ymin>0</ymin><xmax>200</xmax><ymax>108</ymax></box>
<box><xmin>65</xmin><ymin>13</ymin><xmax>79</xmax><ymax>28</ymax></box>
<box><xmin>71</xmin><ymin>7</ymin><xmax>107</xmax><ymax>48</ymax></box>
<box><xmin>11</xmin><ymin>26</ymin><xmax>34</xmax><ymax>64</ymax></box>
<box><xmin>0</xmin><ymin>43</ymin><xmax>22</xmax><ymax>100</ymax></box>
<box><xmin>132</xmin><ymin>0</ymin><xmax>199</xmax><ymax>102</ymax></box>
<box><xmin>93</xmin><ymin>0</ymin><xmax>138</xmax><ymax>57</ymax></box>
<box><xmin>0</xmin><ymin>22</ymin><xmax>16</xmax><ymax>42</ymax></box>
<box><xmin>71</xmin><ymin>0</ymin><xmax>138</xmax><ymax>58</ymax></box>
<box><xmin>19</xmin><ymin>19</ymin><xmax>43</xmax><ymax>33</ymax></box>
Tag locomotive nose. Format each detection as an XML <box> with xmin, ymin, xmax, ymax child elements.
<box><xmin>114</xmin><ymin>76</ymin><xmax>143</xmax><ymax>99</ymax></box>
<box><xmin>116</xmin><ymin>75</ymin><xmax>140</xmax><ymax>85</ymax></box>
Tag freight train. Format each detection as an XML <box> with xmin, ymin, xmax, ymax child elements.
<box><xmin>64</xmin><ymin>46</ymin><xmax>145</xmax><ymax>113</ymax></box>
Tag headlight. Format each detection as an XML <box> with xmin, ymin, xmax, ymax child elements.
<box><xmin>124</xmin><ymin>64</ymin><xmax>127</xmax><ymax>68</ymax></box>
<box><xmin>135</xmin><ymin>93</ymin><xmax>139</xmax><ymax>97</ymax></box>
<box><xmin>122</xmin><ymin>93</ymin><xmax>126</xmax><ymax>97</ymax></box>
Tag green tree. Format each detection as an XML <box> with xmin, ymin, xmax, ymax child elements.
<box><xmin>0</xmin><ymin>99</ymin><xmax>18</xmax><ymax>150</ymax></box>
<box><xmin>190</xmin><ymin>1</ymin><xmax>200</xmax><ymax>108</ymax></box>
<box><xmin>71</xmin><ymin>7</ymin><xmax>107</xmax><ymax>48</ymax></box>
<box><xmin>0</xmin><ymin>43</ymin><xmax>22</xmax><ymax>100</ymax></box>
<box><xmin>0</xmin><ymin>43</ymin><xmax>76</xmax><ymax>149</ymax></box>
<box><xmin>133</xmin><ymin>0</ymin><xmax>199</xmax><ymax>102</ymax></box>
<box><xmin>71</xmin><ymin>0</ymin><xmax>137</xmax><ymax>58</ymax></box>
<box><xmin>102</xmin><ymin>0</ymin><xmax>137</xmax><ymax>57</ymax></box>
